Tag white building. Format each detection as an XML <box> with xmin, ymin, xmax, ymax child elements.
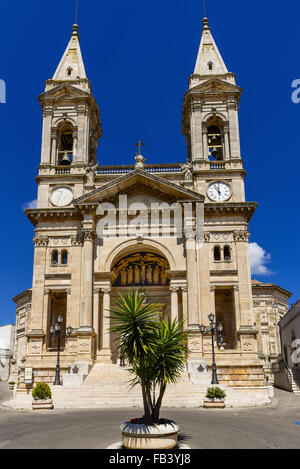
<box><xmin>0</xmin><ymin>324</ymin><xmax>15</xmax><ymax>381</ymax></box>
<box><xmin>272</xmin><ymin>300</ymin><xmax>300</xmax><ymax>393</ymax></box>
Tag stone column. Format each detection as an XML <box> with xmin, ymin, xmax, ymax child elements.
<box><xmin>185</xmin><ymin>221</ymin><xmax>199</xmax><ymax>328</ymax></box>
<box><xmin>51</xmin><ymin>128</ymin><xmax>57</xmax><ymax>165</ymax></box>
<box><xmin>99</xmin><ymin>286</ymin><xmax>112</xmax><ymax>362</ymax></box>
<box><xmin>42</xmin><ymin>288</ymin><xmax>51</xmax><ymax>334</ymax></box>
<box><xmin>234</xmin><ymin>230</ymin><xmax>253</xmax><ymax>327</ymax></box>
<box><xmin>181</xmin><ymin>286</ymin><xmax>188</xmax><ymax>327</ymax></box>
<box><xmin>72</xmin><ymin>128</ymin><xmax>78</xmax><ymax>161</ymax></box>
<box><xmin>170</xmin><ymin>285</ymin><xmax>179</xmax><ymax>322</ymax></box>
<box><xmin>190</xmin><ymin>104</ymin><xmax>203</xmax><ymax>161</ymax></box>
<box><xmin>210</xmin><ymin>285</ymin><xmax>216</xmax><ymax>317</ymax></box>
<box><xmin>79</xmin><ymin>229</ymin><xmax>95</xmax><ymax>332</ymax></box>
<box><xmin>233</xmin><ymin>285</ymin><xmax>241</xmax><ymax>331</ymax></box>
<box><xmin>66</xmin><ymin>288</ymin><xmax>71</xmax><ymax>323</ymax></box>
<box><xmin>202</xmin><ymin>126</ymin><xmax>208</xmax><ymax>160</ymax></box>
<box><xmin>40</xmin><ymin>108</ymin><xmax>52</xmax><ymax>164</ymax></box>
<box><xmin>93</xmin><ymin>288</ymin><xmax>100</xmax><ymax>350</ymax></box>
<box><xmin>31</xmin><ymin>235</ymin><xmax>49</xmax><ymax>331</ymax></box>
<box><xmin>228</xmin><ymin>103</ymin><xmax>241</xmax><ymax>159</ymax></box>
<box><xmin>223</xmin><ymin>123</ymin><xmax>230</xmax><ymax>160</ymax></box>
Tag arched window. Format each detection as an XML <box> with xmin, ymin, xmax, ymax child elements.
<box><xmin>51</xmin><ymin>251</ymin><xmax>59</xmax><ymax>266</ymax></box>
<box><xmin>58</xmin><ymin>124</ymin><xmax>74</xmax><ymax>165</ymax></box>
<box><xmin>61</xmin><ymin>250</ymin><xmax>68</xmax><ymax>265</ymax></box>
<box><xmin>214</xmin><ymin>246</ymin><xmax>221</xmax><ymax>261</ymax></box>
<box><xmin>224</xmin><ymin>246</ymin><xmax>231</xmax><ymax>262</ymax></box>
<box><xmin>67</xmin><ymin>67</ymin><xmax>73</xmax><ymax>76</ymax></box>
<box><xmin>208</xmin><ymin>62</ymin><xmax>213</xmax><ymax>71</ymax></box>
<box><xmin>207</xmin><ymin>121</ymin><xmax>224</xmax><ymax>161</ymax></box>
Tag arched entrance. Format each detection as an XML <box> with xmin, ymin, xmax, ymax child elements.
<box><xmin>109</xmin><ymin>251</ymin><xmax>172</xmax><ymax>362</ymax></box>
<box><xmin>96</xmin><ymin>243</ymin><xmax>187</xmax><ymax>364</ymax></box>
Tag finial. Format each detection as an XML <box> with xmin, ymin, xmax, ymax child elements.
<box><xmin>202</xmin><ymin>17</ymin><xmax>209</xmax><ymax>29</ymax></box>
<box><xmin>72</xmin><ymin>24</ymin><xmax>79</xmax><ymax>36</ymax></box>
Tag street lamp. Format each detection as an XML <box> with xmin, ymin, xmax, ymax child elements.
<box><xmin>200</xmin><ymin>313</ymin><xmax>224</xmax><ymax>385</ymax></box>
<box><xmin>50</xmin><ymin>315</ymin><xmax>73</xmax><ymax>385</ymax></box>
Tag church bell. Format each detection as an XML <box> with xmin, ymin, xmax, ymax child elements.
<box><xmin>60</xmin><ymin>151</ymin><xmax>71</xmax><ymax>165</ymax></box>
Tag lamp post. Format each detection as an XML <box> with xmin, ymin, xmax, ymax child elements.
<box><xmin>200</xmin><ymin>313</ymin><xmax>224</xmax><ymax>385</ymax></box>
<box><xmin>50</xmin><ymin>315</ymin><xmax>73</xmax><ymax>385</ymax></box>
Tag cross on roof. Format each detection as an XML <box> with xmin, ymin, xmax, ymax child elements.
<box><xmin>134</xmin><ymin>139</ymin><xmax>145</xmax><ymax>155</ymax></box>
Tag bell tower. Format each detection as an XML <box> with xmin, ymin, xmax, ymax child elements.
<box><xmin>182</xmin><ymin>17</ymin><xmax>246</xmax><ymax>203</ymax></box>
<box><xmin>37</xmin><ymin>24</ymin><xmax>102</xmax><ymax>207</ymax></box>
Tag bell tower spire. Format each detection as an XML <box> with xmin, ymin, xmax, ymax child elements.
<box><xmin>193</xmin><ymin>17</ymin><xmax>229</xmax><ymax>80</ymax></box>
<box><xmin>52</xmin><ymin>24</ymin><xmax>87</xmax><ymax>83</ymax></box>
<box><xmin>182</xmin><ymin>17</ymin><xmax>245</xmax><ymax>202</ymax></box>
<box><xmin>37</xmin><ymin>23</ymin><xmax>102</xmax><ymax>201</ymax></box>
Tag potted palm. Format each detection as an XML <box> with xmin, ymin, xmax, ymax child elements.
<box><xmin>32</xmin><ymin>383</ymin><xmax>53</xmax><ymax>410</ymax></box>
<box><xmin>109</xmin><ymin>290</ymin><xmax>188</xmax><ymax>450</ymax></box>
<box><xmin>203</xmin><ymin>386</ymin><xmax>226</xmax><ymax>408</ymax></box>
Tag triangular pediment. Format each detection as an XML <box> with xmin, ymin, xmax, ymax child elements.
<box><xmin>38</xmin><ymin>83</ymin><xmax>90</xmax><ymax>102</ymax></box>
<box><xmin>190</xmin><ymin>78</ymin><xmax>242</xmax><ymax>94</ymax></box>
<box><xmin>74</xmin><ymin>170</ymin><xmax>204</xmax><ymax>206</ymax></box>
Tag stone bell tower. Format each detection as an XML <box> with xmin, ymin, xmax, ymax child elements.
<box><xmin>182</xmin><ymin>17</ymin><xmax>246</xmax><ymax>203</ymax></box>
<box><xmin>37</xmin><ymin>24</ymin><xmax>102</xmax><ymax>208</ymax></box>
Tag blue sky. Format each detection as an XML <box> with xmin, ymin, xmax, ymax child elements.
<box><xmin>0</xmin><ymin>0</ymin><xmax>299</xmax><ymax>325</ymax></box>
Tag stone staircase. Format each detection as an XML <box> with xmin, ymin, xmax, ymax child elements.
<box><xmin>51</xmin><ymin>363</ymin><xmax>207</xmax><ymax>409</ymax></box>
<box><xmin>2</xmin><ymin>363</ymin><xmax>272</xmax><ymax>410</ymax></box>
<box><xmin>272</xmin><ymin>359</ymin><xmax>300</xmax><ymax>395</ymax></box>
<box><xmin>48</xmin><ymin>363</ymin><xmax>271</xmax><ymax>409</ymax></box>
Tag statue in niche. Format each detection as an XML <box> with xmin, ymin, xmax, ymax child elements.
<box><xmin>146</xmin><ymin>266</ymin><xmax>153</xmax><ymax>284</ymax></box>
<box><xmin>161</xmin><ymin>269</ymin><xmax>168</xmax><ymax>285</ymax></box>
<box><xmin>182</xmin><ymin>160</ymin><xmax>193</xmax><ymax>181</ymax></box>
<box><xmin>153</xmin><ymin>265</ymin><xmax>160</xmax><ymax>285</ymax></box>
<box><xmin>85</xmin><ymin>162</ymin><xmax>98</xmax><ymax>188</ymax></box>
<box><xmin>140</xmin><ymin>260</ymin><xmax>146</xmax><ymax>284</ymax></box>
<box><xmin>127</xmin><ymin>265</ymin><xmax>134</xmax><ymax>284</ymax></box>
<box><xmin>120</xmin><ymin>268</ymin><xmax>127</xmax><ymax>286</ymax></box>
<box><xmin>134</xmin><ymin>265</ymin><xmax>141</xmax><ymax>284</ymax></box>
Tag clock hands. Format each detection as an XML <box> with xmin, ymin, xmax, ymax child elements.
<box><xmin>215</xmin><ymin>184</ymin><xmax>221</xmax><ymax>196</ymax></box>
<box><xmin>56</xmin><ymin>190</ymin><xmax>63</xmax><ymax>205</ymax></box>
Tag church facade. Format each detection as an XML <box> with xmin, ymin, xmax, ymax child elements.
<box><xmin>11</xmin><ymin>19</ymin><xmax>291</xmax><ymax>401</ymax></box>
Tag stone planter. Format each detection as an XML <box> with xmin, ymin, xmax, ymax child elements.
<box><xmin>203</xmin><ymin>398</ymin><xmax>225</xmax><ymax>409</ymax></box>
<box><xmin>121</xmin><ymin>421</ymin><xmax>179</xmax><ymax>449</ymax></box>
<box><xmin>32</xmin><ymin>399</ymin><xmax>53</xmax><ymax>410</ymax></box>
<box><xmin>8</xmin><ymin>384</ymin><xmax>15</xmax><ymax>390</ymax></box>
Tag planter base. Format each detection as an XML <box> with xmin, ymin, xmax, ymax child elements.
<box><xmin>32</xmin><ymin>399</ymin><xmax>53</xmax><ymax>410</ymax></box>
<box><xmin>121</xmin><ymin>421</ymin><xmax>179</xmax><ymax>450</ymax></box>
<box><xmin>203</xmin><ymin>399</ymin><xmax>225</xmax><ymax>409</ymax></box>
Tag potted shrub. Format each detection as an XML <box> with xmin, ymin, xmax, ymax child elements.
<box><xmin>32</xmin><ymin>383</ymin><xmax>53</xmax><ymax>410</ymax></box>
<box><xmin>8</xmin><ymin>381</ymin><xmax>15</xmax><ymax>390</ymax></box>
<box><xmin>109</xmin><ymin>290</ymin><xmax>188</xmax><ymax>450</ymax></box>
<box><xmin>203</xmin><ymin>386</ymin><xmax>226</xmax><ymax>408</ymax></box>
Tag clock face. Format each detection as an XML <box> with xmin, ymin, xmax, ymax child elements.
<box><xmin>207</xmin><ymin>182</ymin><xmax>231</xmax><ymax>202</ymax></box>
<box><xmin>50</xmin><ymin>187</ymin><xmax>73</xmax><ymax>207</ymax></box>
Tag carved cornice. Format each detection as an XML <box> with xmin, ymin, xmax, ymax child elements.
<box><xmin>205</xmin><ymin>203</ymin><xmax>257</xmax><ymax>223</ymax></box>
<box><xmin>26</xmin><ymin>208</ymin><xmax>80</xmax><ymax>227</ymax></box>
<box><xmin>233</xmin><ymin>230</ymin><xmax>250</xmax><ymax>242</ymax></box>
<box><xmin>33</xmin><ymin>235</ymin><xmax>49</xmax><ymax>247</ymax></box>
<box><xmin>83</xmin><ymin>229</ymin><xmax>96</xmax><ymax>242</ymax></box>
<box><xmin>71</xmin><ymin>232</ymin><xmax>84</xmax><ymax>246</ymax></box>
